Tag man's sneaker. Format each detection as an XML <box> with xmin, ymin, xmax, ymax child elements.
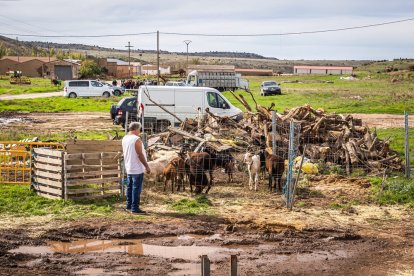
<box><xmin>124</xmin><ymin>207</ymin><xmax>131</xmax><ymax>212</ymax></box>
<box><xmin>131</xmin><ymin>209</ymin><xmax>147</xmax><ymax>215</ymax></box>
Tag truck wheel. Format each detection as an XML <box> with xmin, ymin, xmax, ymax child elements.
<box><xmin>113</xmin><ymin>90</ymin><xmax>121</xmax><ymax>96</ymax></box>
<box><xmin>69</xmin><ymin>92</ymin><xmax>77</xmax><ymax>98</ymax></box>
<box><xmin>103</xmin><ymin>92</ymin><xmax>111</xmax><ymax>98</ymax></box>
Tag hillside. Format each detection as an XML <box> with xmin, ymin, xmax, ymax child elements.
<box><xmin>0</xmin><ymin>35</ymin><xmax>270</xmax><ymax>60</ymax></box>
<box><xmin>2</xmin><ymin>35</ymin><xmax>412</xmax><ymax>73</ymax></box>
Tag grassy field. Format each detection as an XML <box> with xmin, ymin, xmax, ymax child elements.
<box><xmin>0</xmin><ymin>129</ymin><xmax>118</xmax><ymax>141</ymax></box>
<box><xmin>0</xmin><ymin>96</ymin><xmax>118</xmax><ymax>112</ymax></box>
<box><xmin>223</xmin><ymin>72</ymin><xmax>414</xmax><ymax>114</ymax></box>
<box><xmin>0</xmin><ymin>77</ymin><xmax>59</xmax><ymax>95</ymax></box>
<box><xmin>0</xmin><ymin>184</ymin><xmax>212</xmax><ymax>219</ymax></box>
<box><xmin>0</xmin><ymin>71</ymin><xmax>412</xmax><ymax>114</ymax></box>
<box><xmin>0</xmin><ymin>184</ymin><xmax>120</xmax><ymax>219</ymax></box>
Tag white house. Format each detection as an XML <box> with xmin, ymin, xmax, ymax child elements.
<box><xmin>294</xmin><ymin>66</ymin><xmax>353</xmax><ymax>75</ymax></box>
<box><xmin>142</xmin><ymin>64</ymin><xmax>171</xmax><ymax>75</ymax></box>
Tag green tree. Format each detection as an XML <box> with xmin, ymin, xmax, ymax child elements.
<box><xmin>0</xmin><ymin>43</ymin><xmax>6</xmax><ymax>59</ymax></box>
<box><xmin>79</xmin><ymin>60</ymin><xmax>102</xmax><ymax>78</ymax></box>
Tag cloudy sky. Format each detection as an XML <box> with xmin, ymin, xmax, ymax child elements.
<box><xmin>1</xmin><ymin>0</ymin><xmax>413</xmax><ymax>60</ymax></box>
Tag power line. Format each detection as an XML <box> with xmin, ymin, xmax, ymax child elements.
<box><xmin>161</xmin><ymin>17</ymin><xmax>414</xmax><ymax>37</ymax></box>
<box><xmin>0</xmin><ymin>17</ymin><xmax>413</xmax><ymax>38</ymax></box>
<box><xmin>0</xmin><ymin>31</ymin><xmax>157</xmax><ymax>38</ymax></box>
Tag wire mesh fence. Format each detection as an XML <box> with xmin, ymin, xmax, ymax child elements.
<box><xmin>119</xmin><ymin>108</ymin><xmax>413</xmax><ymax>210</ymax></box>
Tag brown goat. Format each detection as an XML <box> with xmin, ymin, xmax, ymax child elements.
<box><xmin>163</xmin><ymin>156</ymin><xmax>185</xmax><ymax>193</ymax></box>
<box><xmin>263</xmin><ymin>150</ymin><xmax>285</xmax><ymax>193</ymax></box>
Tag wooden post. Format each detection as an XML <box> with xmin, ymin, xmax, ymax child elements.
<box><xmin>125</xmin><ymin>111</ymin><xmax>129</xmax><ymax>134</ymax></box>
<box><xmin>201</xmin><ymin>255</ymin><xmax>210</xmax><ymax>276</ymax></box>
<box><xmin>231</xmin><ymin>255</ymin><xmax>237</xmax><ymax>276</ymax></box>
<box><xmin>61</xmin><ymin>151</ymin><xmax>65</xmax><ymax>199</ymax></box>
<box><xmin>100</xmin><ymin>152</ymin><xmax>104</xmax><ymax>196</ymax></box>
<box><xmin>272</xmin><ymin>111</ymin><xmax>277</xmax><ymax>155</ymax></box>
<box><xmin>404</xmin><ymin>111</ymin><xmax>410</xmax><ymax>178</ymax></box>
<box><xmin>63</xmin><ymin>152</ymin><xmax>68</xmax><ymax>200</ymax></box>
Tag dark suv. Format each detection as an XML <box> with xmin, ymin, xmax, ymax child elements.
<box><xmin>260</xmin><ymin>81</ymin><xmax>281</xmax><ymax>96</ymax></box>
<box><xmin>110</xmin><ymin>97</ymin><xmax>138</xmax><ymax>127</ymax></box>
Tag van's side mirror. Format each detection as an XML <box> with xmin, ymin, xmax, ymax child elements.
<box><xmin>222</xmin><ymin>103</ymin><xmax>229</xmax><ymax>109</ymax></box>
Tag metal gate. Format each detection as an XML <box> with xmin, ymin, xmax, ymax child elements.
<box><xmin>54</xmin><ymin>65</ymin><xmax>72</xmax><ymax>80</ymax></box>
<box><xmin>0</xmin><ymin>141</ymin><xmax>64</xmax><ymax>184</ymax></box>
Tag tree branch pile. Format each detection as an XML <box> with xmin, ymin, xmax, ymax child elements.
<box><xmin>149</xmin><ymin>93</ymin><xmax>403</xmax><ymax>174</ymax></box>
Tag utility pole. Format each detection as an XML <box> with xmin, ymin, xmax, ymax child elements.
<box><xmin>183</xmin><ymin>40</ymin><xmax>192</xmax><ymax>75</ymax></box>
<box><xmin>157</xmin><ymin>30</ymin><xmax>160</xmax><ymax>85</ymax></box>
<box><xmin>47</xmin><ymin>42</ymin><xmax>50</xmax><ymax>62</ymax></box>
<box><xmin>125</xmin><ymin>41</ymin><xmax>134</xmax><ymax>78</ymax></box>
<box><xmin>16</xmin><ymin>37</ymin><xmax>19</xmax><ymax>63</ymax></box>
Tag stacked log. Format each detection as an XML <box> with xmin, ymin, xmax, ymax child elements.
<box><xmin>148</xmin><ymin>93</ymin><xmax>403</xmax><ymax>174</ymax></box>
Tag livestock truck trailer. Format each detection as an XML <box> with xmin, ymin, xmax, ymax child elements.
<box><xmin>186</xmin><ymin>70</ymin><xmax>249</xmax><ymax>91</ymax></box>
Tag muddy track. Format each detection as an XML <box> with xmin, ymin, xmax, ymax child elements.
<box><xmin>0</xmin><ymin>217</ymin><xmax>409</xmax><ymax>276</ymax></box>
<box><xmin>0</xmin><ymin>112</ymin><xmax>412</xmax><ymax>136</ymax></box>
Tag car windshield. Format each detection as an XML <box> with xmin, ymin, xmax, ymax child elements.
<box><xmin>263</xmin><ymin>81</ymin><xmax>277</xmax><ymax>86</ymax></box>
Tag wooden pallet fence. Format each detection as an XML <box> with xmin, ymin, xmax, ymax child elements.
<box><xmin>66</xmin><ymin>139</ymin><xmax>122</xmax><ymax>154</ymax></box>
<box><xmin>31</xmin><ymin>148</ymin><xmax>64</xmax><ymax>199</ymax></box>
<box><xmin>64</xmin><ymin>151</ymin><xmax>122</xmax><ymax>200</ymax></box>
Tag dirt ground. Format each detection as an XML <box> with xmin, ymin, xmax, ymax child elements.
<box><xmin>0</xmin><ymin>112</ymin><xmax>412</xmax><ymax>137</ymax></box>
<box><xmin>0</xmin><ymin>111</ymin><xmax>413</xmax><ymax>275</ymax></box>
<box><xmin>0</xmin><ymin>174</ymin><xmax>413</xmax><ymax>275</ymax></box>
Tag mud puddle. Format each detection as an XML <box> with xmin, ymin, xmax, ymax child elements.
<box><xmin>0</xmin><ymin>117</ymin><xmax>35</xmax><ymax>125</ymax></box>
<box><xmin>9</xmin><ymin>234</ymin><xmax>240</xmax><ymax>261</ymax></box>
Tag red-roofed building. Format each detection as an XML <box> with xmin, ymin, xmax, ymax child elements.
<box><xmin>293</xmin><ymin>65</ymin><xmax>353</xmax><ymax>75</ymax></box>
<box><xmin>0</xmin><ymin>56</ymin><xmax>79</xmax><ymax>79</ymax></box>
<box><xmin>235</xmin><ymin>68</ymin><xmax>273</xmax><ymax>76</ymax></box>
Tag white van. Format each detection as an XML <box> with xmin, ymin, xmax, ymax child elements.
<box><xmin>63</xmin><ymin>80</ymin><xmax>113</xmax><ymax>98</ymax></box>
<box><xmin>137</xmin><ymin>86</ymin><xmax>242</xmax><ymax>131</ymax></box>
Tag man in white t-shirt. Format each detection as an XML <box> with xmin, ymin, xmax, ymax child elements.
<box><xmin>122</xmin><ymin>122</ymin><xmax>151</xmax><ymax>214</ymax></box>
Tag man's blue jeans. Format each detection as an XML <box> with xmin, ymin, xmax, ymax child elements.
<box><xmin>126</xmin><ymin>173</ymin><xmax>144</xmax><ymax>212</ymax></box>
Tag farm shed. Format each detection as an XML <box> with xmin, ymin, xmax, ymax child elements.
<box><xmin>187</xmin><ymin>65</ymin><xmax>235</xmax><ymax>74</ymax></box>
<box><xmin>44</xmin><ymin>59</ymin><xmax>80</xmax><ymax>80</ymax></box>
<box><xmin>142</xmin><ymin>64</ymin><xmax>171</xmax><ymax>75</ymax></box>
<box><xmin>0</xmin><ymin>56</ymin><xmax>79</xmax><ymax>79</ymax></box>
<box><xmin>235</xmin><ymin>68</ymin><xmax>273</xmax><ymax>76</ymax></box>
<box><xmin>99</xmin><ymin>58</ymin><xmax>141</xmax><ymax>78</ymax></box>
<box><xmin>293</xmin><ymin>65</ymin><xmax>353</xmax><ymax>75</ymax></box>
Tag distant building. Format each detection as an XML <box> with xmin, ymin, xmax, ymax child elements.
<box><xmin>293</xmin><ymin>66</ymin><xmax>353</xmax><ymax>75</ymax></box>
<box><xmin>235</xmin><ymin>68</ymin><xmax>273</xmax><ymax>76</ymax></box>
<box><xmin>142</xmin><ymin>64</ymin><xmax>171</xmax><ymax>75</ymax></box>
<box><xmin>0</xmin><ymin>56</ymin><xmax>79</xmax><ymax>80</ymax></box>
<box><xmin>187</xmin><ymin>65</ymin><xmax>235</xmax><ymax>74</ymax></box>
<box><xmin>99</xmin><ymin>58</ymin><xmax>141</xmax><ymax>78</ymax></box>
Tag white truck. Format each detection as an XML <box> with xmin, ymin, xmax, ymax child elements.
<box><xmin>137</xmin><ymin>86</ymin><xmax>243</xmax><ymax>132</ymax></box>
<box><xmin>186</xmin><ymin>70</ymin><xmax>249</xmax><ymax>91</ymax></box>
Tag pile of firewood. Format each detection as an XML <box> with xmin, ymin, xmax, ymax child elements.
<box><xmin>148</xmin><ymin>91</ymin><xmax>403</xmax><ymax>174</ymax></box>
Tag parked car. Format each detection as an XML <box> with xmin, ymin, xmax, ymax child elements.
<box><xmin>103</xmin><ymin>83</ymin><xmax>125</xmax><ymax>96</ymax></box>
<box><xmin>260</xmin><ymin>81</ymin><xmax>281</xmax><ymax>96</ymax></box>
<box><xmin>165</xmin><ymin>81</ymin><xmax>186</xmax><ymax>87</ymax></box>
<box><xmin>110</xmin><ymin>97</ymin><xmax>137</xmax><ymax>127</ymax></box>
<box><xmin>64</xmin><ymin>80</ymin><xmax>113</xmax><ymax>98</ymax></box>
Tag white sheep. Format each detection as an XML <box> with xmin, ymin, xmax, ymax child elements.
<box><xmin>147</xmin><ymin>157</ymin><xmax>170</xmax><ymax>182</ymax></box>
<box><xmin>148</xmin><ymin>149</ymin><xmax>178</xmax><ymax>162</ymax></box>
<box><xmin>243</xmin><ymin>152</ymin><xmax>261</xmax><ymax>191</ymax></box>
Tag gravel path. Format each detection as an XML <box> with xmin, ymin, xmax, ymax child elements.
<box><xmin>0</xmin><ymin>91</ymin><xmax>62</xmax><ymax>100</ymax></box>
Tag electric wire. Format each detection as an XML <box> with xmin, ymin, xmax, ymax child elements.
<box><xmin>0</xmin><ymin>17</ymin><xmax>412</xmax><ymax>38</ymax></box>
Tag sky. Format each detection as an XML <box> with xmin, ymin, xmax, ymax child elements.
<box><xmin>0</xmin><ymin>0</ymin><xmax>413</xmax><ymax>60</ymax></box>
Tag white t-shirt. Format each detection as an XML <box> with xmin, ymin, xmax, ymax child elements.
<box><xmin>122</xmin><ymin>134</ymin><xmax>147</xmax><ymax>175</ymax></box>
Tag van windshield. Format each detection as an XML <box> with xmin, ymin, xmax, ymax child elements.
<box><xmin>207</xmin><ymin>92</ymin><xmax>228</xmax><ymax>109</ymax></box>
<box><xmin>91</xmin><ymin>81</ymin><xmax>103</xmax><ymax>87</ymax></box>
